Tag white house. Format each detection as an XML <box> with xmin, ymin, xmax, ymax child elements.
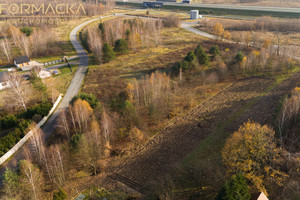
<box><xmin>0</xmin><ymin>72</ymin><xmax>10</xmax><ymax>91</ymax></box>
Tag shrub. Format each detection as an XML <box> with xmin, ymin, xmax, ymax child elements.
<box><xmin>20</xmin><ymin>26</ymin><xmax>33</xmax><ymax>36</ymax></box>
<box><xmin>20</xmin><ymin>102</ymin><xmax>52</xmax><ymax>119</ymax></box>
<box><xmin>53</xmin><ymin>188</ymin><xmax>68</xmax><ymax>200</ymax></box>
<box><xmin>235</xmin><ymin>51</ymin><xmax>245</xmax><ymax>63</ymax></box>
<box><xmin>114</xmin><ymin>39</ymin><xmax>129</xmax><ymax>54</ymax></box>
<box><xmin>194</xmin><ymin>45</ymin><xmax>209</xmax><ymax>65</ymax></box>
<box><xmin>71</xmin><ymin>133</ymin><xmax>82</xmax><ymax>148</ymax></box>
<box><xmin>209</xmin><ymin>45</ymin><xmax>220</xmax><ymax>57</ymax></box>
<box><xmin>215</xmin><ymin>174</ymin><xmax>250</xmax><ymax>200</ymax></box>
<box><xmin>163</xmin><ymin>15</ymin><xmax>180</xmax><ymax>27</ymax></box>
<box><xmin>71</xmin><ymin>93</ymin><xmax>100</xmax><ymax>109</ymax></box>
<box><xmin>0</xmin><ymin>114</ymin><xmax>18</xmax><ymax>129</ymax></box>
<box><xmin>102</xmin><ymin>43</ymin><xmax>116</xmax><ymax>63</ymax></box>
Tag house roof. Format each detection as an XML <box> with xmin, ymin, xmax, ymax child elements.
<box><xmin>14</xmin><ymin>56</ymin><xmax>30</xmax><ymax>64</ymax></box>
<box><xmin>251</xmin><ymin>192</ymin><xmax>269</xmax><ymax>200</ymax></box>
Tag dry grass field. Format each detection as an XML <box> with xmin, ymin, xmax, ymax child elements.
<box><xmin>198</xmin><ymin>17</ymin><xmax>300</xmax><ymax>47</ymax></box>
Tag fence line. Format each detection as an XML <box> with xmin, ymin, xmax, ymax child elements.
<box><xmin>0</xmin><ymin>94</ymin><xmax>63</xmax><ymax>166</ymax></box>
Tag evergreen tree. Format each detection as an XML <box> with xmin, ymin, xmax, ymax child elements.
<box><xmin>114</xmin><ymin>39</ymin><xmax>129</xmax><ymax>54</ymax></box>
<box><xmin>216</xmin><ymin>174</ymin><xmax>251</xmax><ymax>200</ymax></box>
<box><xmin>184</xmin><ymin>51</ymin><xmax>196</xmax><ymax>63</ymax></box>
<box><xmin>20</xmin><ymin>27</ymin><xmax>33</xmax><ymax>36</ymax></box>
<box><xmin>98</xmin><ymin>22</ymin><xmax>105</xmax><ymax>35</ymax></box>
<box><xmin>235</xmin><ymin>51</ymin><xmax>245</xmax><ymax>63</ymax></box>
<box><xmin>181</xmin><ymin>51</ymin><xmax>197</xmax><ymax>70</ymax></box>
<box><xmin>209</xmin><ymin>45</ymin><xmax>220</xmax><ymax>57</ymax></box>
<box><xmin>53</xmin><ymin>188</ymin><xmax>68</xmax><ymax>200</ymax></box>
<box><xmin>194</xmin><ymin>44</ymin><xmax>209</xmax><ymax>65</ymax></box>
<box><xmin>102</xmin><ymin>43</ymin><xmax>116</xmax><ymax>63</ymax></box>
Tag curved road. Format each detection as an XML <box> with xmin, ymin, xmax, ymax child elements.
<box><xmin>0</xmin><ymin>16</ymin><xmax>108</xmax><ymax>181</ymax></box>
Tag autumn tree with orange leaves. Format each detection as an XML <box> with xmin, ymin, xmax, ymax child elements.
<box><xmin>214</xmin><ymin>23</ymin><xmax>224</xmax><ymax>40</ymax></box>
<box><xmin>222</xmin><ymin>121</ymin><xmax>287</xmax><ymax>195</ymax></box>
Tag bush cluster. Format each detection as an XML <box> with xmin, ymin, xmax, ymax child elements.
<box><xmin>71</xmin><ymin>93</ymin><xmax>100</xmax><ymax>109</ymax></box>
<box><xmin>0</xmin><ymin>102</ymin><xmax>52</xmax><ymax>156</ymax></box>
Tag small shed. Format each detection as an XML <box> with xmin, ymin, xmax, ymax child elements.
<box><xmin>14</xmin><ymin>56</ymin><xmax>30</xmax><ymax>68</ymax></box>
<box><xmin>190</xmin><ymin>10</ymin><xmax>199</xmax><ymax>19</ymax></box>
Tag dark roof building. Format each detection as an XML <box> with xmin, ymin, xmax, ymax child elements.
<box><xmin>143</xmin><ymin>1</ymin><xmax>163</xmax><ymax>8</ymax></box>
<box><xmin>14</xmin><ymin>56</ymin><xmax>30</xmax><ymax>65</ymax></box>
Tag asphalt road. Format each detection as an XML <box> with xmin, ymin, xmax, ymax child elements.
<box><xmin>42</xmin><ymin>16</ymin><xmax>102</xmax><ymax>140</ymax></box>
<box><xmin>0</xmin><ymin>16</ymin><xmax>104</xmax><ymax>181</ymax></box>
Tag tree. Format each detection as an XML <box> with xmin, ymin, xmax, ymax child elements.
<box><xmin>87</xmin><ymin>26</ymin><xmax>102</xmax><ymax>63</ymax></box>
<box><xmin>182</xmin><ymin>51</ymin><xmax>197</xmax><ymax>70</ymax></box>
<box><xmin>114</xmin><ymin>39</ymin><xmax>129</xmax><ymax>54</ymax></box>
<box><xmin>19</xmin><ymin>160</ymin><xmax>44</xmax><ymax>200</ymax></box>
<box><xmin>98</xmin><ymin>22</ymin><xmax>105</xmax><ymax>35</ymax></box>
<box><xmin>214</xmin><ymin>23</ymin><xmax>224</xmax><ymax>40</ymax></box>
<box><xmin>53</xmin><ymin>188</ymin><xmax>68</xmax><ymax>200</ymax></box>
<box><xmin>222</xmin><ymin>121</ymin><xmax>287</xmax><ymax>195</ymax></box>
<box><xmin>234</xmin><ymin>51</ymin><xmax>245</xmax><ymax>63</ymax></box>
<box><xmin>194</xmin><ymin>45</ymin><xmax>209</xmax><ymax>65</ymax></box>
<box><xmin>3</xmin><ymin>168</ymin><xmax>20</xmax><ymax>199</ymax></box>
<box><xmin>102</xmin><ymin>43</ymin><xmax>115</xmax><ymax>63</ymax></box>
<box><xmin>216</xmin><ymin>174</ymin><xmax>250</xmax><ymax>200</ymax></box>
<box><xmin>184</xmin><ymin>51</ymin><xmax>196</xmax><ymax>63</ymax></box>
<box><xmin>4</xmin><ymin>72</ymin><xmax>31</xmax><ymax>111</ymax></box>
<box><xmin>209</xmin><ymin>45</ymin><xmax>220</xmax><ymax>57</ymax></box>
<box><xmin>29</xmin><ymin>126</ymin><xmax>52</xmax><ymax>182</ymax></box>
<box><xmin>245</xmin><ymin>31</ymin><xmax>252</xmax><ymax>46</ymax></box>
<box><xmin>20</xmin><ymin>27</ymin><xmax>33</xmax><ymax>36</ymax></box>
<box><xmin>70</xmin><ymin>92</ymin><xmax>100</xmax><ymax>109</ymax></box>
<box><xmin>77</xmin><ymin>120</ymin><xmax>104</xmax><ymax>175</ymax></box>
<box><xmin>223</xmin><ymin>30</ymin><xmax>232</xmax><ymax>41</ymax></box>
<box><xmin>69</xmin><ymin>99</ymin><xmax>93</xmax><ymax>134</ymax></box>
<box><xmin>101</xmin><ymin>110</ymin><xmax>113</xmax><ymax>149</ymax></box>
<box><xmin>48</xmin><ymin>145</ymin><xmax>66</xmax><ymax>186</ymax></box>
<box><xmin>0</xmin><ymin>36</ymin><xmax>11</xmax><ymax>63</ymax></box>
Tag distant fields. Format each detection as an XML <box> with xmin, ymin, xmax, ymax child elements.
<box><xmin>117</xmin><ymin>2</ymin><xmax>300</xmax><ymax>18</ymax></box>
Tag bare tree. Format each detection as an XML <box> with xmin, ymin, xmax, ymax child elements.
<box><xmin>4</xmin><ymin>72</ymin><xmax>31</xmax><ymax>111</ymax></box>
<box><xmin>48</xmin><ymin>145</ymin><xmax>66</xmax><ymax>186</ymax></box>
<box><xmin>19</xmin><ymin>160</ymin><xmax>44</xmax><ymax>200</ymax></box>
<box><xmin>101</xmin><ymin>110</ymin><xmax>113</xmax><ymax>148</ymax></box>
<box><xmin>0</xmin><ymin>36</ymin><xmax>11</xmax><ymax>63</ymax></box>
<box><xmin>68</xmin><ymin>99</ymin><xmax>93</xmax><ymax>134</ymax></box>
<box><xmin>30</xmin><ymin>127</ymin><xmax>53</xmax><ymax>182</ymax></box>
<box><xmin>58</xmin><ymin>111</ymin><xmax>71</xmax><ymax>142</ymax></box>
<box><xmin>77</xmin><ymin>120</ymin><xmax>104</xmax><ymax>175</ymax></box>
